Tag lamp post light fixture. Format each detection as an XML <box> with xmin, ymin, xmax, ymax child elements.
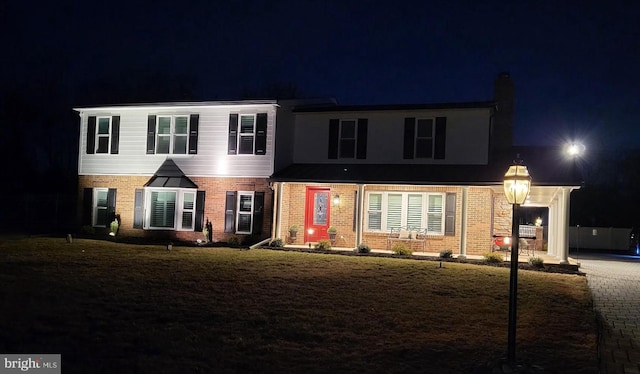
<box><xmin>503</xmin><ymin>160</ymin><xmax>532</xmax><ymax>363</ymax></box>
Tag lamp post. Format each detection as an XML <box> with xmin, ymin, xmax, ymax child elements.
<box><xmin>503</xmin><ymin>161</ymin><xmax>532</xmax><ymax>363</ymax></box>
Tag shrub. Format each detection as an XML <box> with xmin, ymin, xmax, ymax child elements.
<box><xmin>392</xmin><ymin>243</ymin><xmax>413</xmax><ymax>256</ymax></box>
<box><xmin>289</xmin><ymin>225</ymin><xmax>299</xmax><ymax>233</ymax></box>
<box><xmin>327</xmin><ymin>226</ymin><xmax>337</xmax><ymax>234</ymax></box>
<box><xmin>483</xmin><ymin>252</ymin><xmax>504</xmax><ymax>263</ymax></box>
<box><xmin>439</xmin><ymin>249</ymin><xmax>453</xmax><ymax>259</ymax></box>
<box><xmin>228</xmin><ymin>236</ymin><xmax>241</xmax><ymax>246</ymax></box>
<box><xmin>269</xmin><ymin>238</ymin><xmax>284</xmax><ymax>248</ymax></box>
<box><xmin>356</xmin><ymin>243</ymin><xmax>371</xmax><ymax>253</ymax></box>
<box><xmin>528</xmin><ymin>256</ymin><xmax>544</xmax><ymax>268</ymax></box>
<box><xmin>315</xmin><ymin>240</ymin><xmax>332</xmax><ymax>250</ymax></box>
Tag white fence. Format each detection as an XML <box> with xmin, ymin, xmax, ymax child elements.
<box><xmin>568</xmin><ymin>226</ymin><xmax>632</xmax><ymax>251</ymax></box>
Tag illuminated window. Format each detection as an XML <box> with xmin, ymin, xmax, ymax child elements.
<box><xmin>96</xmin><ymin>117</ymin><xmax>111</xmax><ymax>153</ymax></box>
<box><xmin>156</xmin><ymin>115</ymin><xmax>190</xmax><ymax>154</ymax></box>
<box><xmin>365</xmin><ymin>191</ymin><xmax>445</xmax><ymax>235</ymax></box>
<box><xmin>145</xmin><ymin>189</ymin><xmax>196</xmax><ymax>230</ymax></box>
<box><xmin>93</xmin><ymin>188</ymin><xmax>109</xmax><ymax>226</ymax></box>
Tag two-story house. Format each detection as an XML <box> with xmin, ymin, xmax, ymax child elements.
<box><xmin>270</xmin><ymin>73</ymin><xmax>581</xmax><ymax>263</ymax></box>
<box><xmin>75</xmin><ymin>100</ymin><xmax>284</xmax><ymax>242</ymax></box>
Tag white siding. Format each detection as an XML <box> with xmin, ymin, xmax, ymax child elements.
<box><xmin>293</xmin><ymin>108</ymin><xmax>492</xmax><ymax>165</ymax></box>
<box><xmin>78</xmin><ymin>104</ymin><xmax>278</xmax><ymax>177</ymax></box>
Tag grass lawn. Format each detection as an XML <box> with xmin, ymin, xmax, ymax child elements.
<box><xmin>0</xmin><ymin>237</ymin><xmax>597</xmax><ymax>373</ymax></box>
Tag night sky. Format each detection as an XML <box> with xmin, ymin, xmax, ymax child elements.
<box><xmin>3</xmin><ymin>0</ymin><xmax>639</xmax><ymax>149</ymax></box>
<box><xmin>2</xmin><ymin>1</ymin><xmax>640</xmax><ymax>229</ymax></box>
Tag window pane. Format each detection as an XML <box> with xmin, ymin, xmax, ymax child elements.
<box><xmin>157</xmin><ymin>136</ymin><xmax>170</xmax><ymax>154</ymax></box>
<box><xmin>96</xmin><ymin>208</ymin><xmax>107</xmax><ymax>226</ymax></box>
<box><xmin>158</xmin><ymin>117</ymin><xmax>171</xmax><ymax>134</ymax></box>
<box><xmin>173</xmin><ymin>135</ymin><xmax>187</xmax><ymax>154</ymax></box>
<box><xmin>314</xmin><ymin>193</ymin><xmax>328</xmax><ymax>225</ymax></box>
<box><xmin>417</xmin><ymin>119</ymin><xmax>433</xmax><ymax>137</ymax></box>
<box><xmin>183</xmin><ymin>193</ymin><xmax>195</xmax><ymax>210</ymax></box>
<box><xmin>368</xmin><ymin>212</ymin><xmax>381</xmax><ymax>230</ymax></box>
<box><xmin>341</xmin><ymin>120</ymin><xmax>356</xmax><ymax>138</ymax></box>
<box><xmin>175</xmin><ymin>117</ymin><xmax>188</xmax><ymax>134</ymax></box>
<box><xmin>98</xmin><ymin>118</ymin><xmax>110</xmax><ymax>134</ymax></box>
<box><xmin>368</xmin><ymin>194</ymin><xmax>382</xmax><ymax>211</ymax></box>
<box><xmin>96</xmin><ymin>191</ymin><xmax>108</xmax><ymax>207</ymax></box>
<box><xmin>238</xmin><ymin>214</ymin><xmax>251</xmax><ymax>232</ymax></box>
<box><xmin>415</xmin><ymin>139</ymin><xmax>432</xmax><ymax>158</ymax></box>
<box><xmin>96</xmin><ymin>137</ymin><xmax>109</xmax><ymax>153</ymax></box>
<box><xmin>239</xmin><ymin>136</ymin><xmax>254</xmax><ymax>154</ymax></box>
<box><xmin>386</xmin><ymin>194</ymin><xmax>402</xmax><ymax>229</ymax></box>
<box><xmin>407</xmin><ymin>194</ymin><xmax>422</xmax><ymax>229</ymax></box>
<box><xmin>427</xmin><ymin>194</ymin><xmax>443</xmax><ymax>234</ymax></box>
<box><xmin>339</xmin><ymin>139</ymin><xmax>355</xmax><ymax>158</ymax></box>
<box><xmin>181</xmin><ymin>211</ymin><xmax>193</xmax><ymax>229</ymax></box>
<box><xmin>240</xmin><ymin>116</ymin><xmax>254</xmax><ymax>133</ymax></box>
<box><xmin>150</xmin><ymin>191</ymin><xmax>176</xmax><ymax>228</ymax></box>
<box><xmin>239</xmin><ymin>195</ymin><xmax>253</xmax><ymax>212</ymax></box>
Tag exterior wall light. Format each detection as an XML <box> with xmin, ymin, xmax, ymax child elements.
<box><xmin>333</xmin><ymin>194</ymin><xmax>340</xmax><ymax>206</ymax></box>
<box><xmin>503</xmin><ymin>160</ymin><xmax>532</xmax><ymax>364</ymax></box>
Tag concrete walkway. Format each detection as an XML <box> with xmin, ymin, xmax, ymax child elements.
<box><xmin>576</xmin><ymin>252</ymin><xmax>640</xmax><ymax>374</ymax></box>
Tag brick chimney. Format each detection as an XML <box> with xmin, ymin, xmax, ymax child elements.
<box><xmin>492</xmin><ymin>72</ymin><xmax>514</xmax><ymax>153</ymax></box>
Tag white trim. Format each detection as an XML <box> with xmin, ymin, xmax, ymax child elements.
<box><xmin>236</xmin><ymin>191</ymin><xmax>255</xmax><ymax>234</ymax></box>
<box><xmin>92</xmin><ymin>188</ymin><xmax>109</xmax><ymax>227</ymax></box>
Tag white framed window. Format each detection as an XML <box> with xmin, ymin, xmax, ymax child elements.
<box><xmin>95</xmin><ymin>117</ymin><xmax>112</xmax><ymax>153</ymax></box>
<box><xmin>93</xmin><ymin>188</ymin><xmax>109</xmax><ymax>226</ymax></box>
<box><xmin>156</xmin><ymin>115</ymin><xmax>190</xmax><ymax>154</ymax></box>
<box><xmin>415</xmin><ymin>118</ymin><xmax>434</xmax><ymax>158</ymax></box>
<box><xmin>238</xmin><ymin>115</ymin><xmax>256</xmax><ymax>154</ymax></box>
<box><xmin>236</xmin><ymin>191</ymin><xmax>254</xmax><ymax>233</ymax></box>
<box><xmin>144</xmin><ymin>188</ymin><xmax>196</xmax><ymax>230</ymax></box>
<box><xmin>365</xmin><ymin>191</ymin><xmax>445</xmax><ymax>235</ymax></box>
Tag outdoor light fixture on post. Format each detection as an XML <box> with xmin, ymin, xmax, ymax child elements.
<box><xmin>503</xmin><ymin>160</ymin><xmax>532</xmax><ymax>363</ymax></box>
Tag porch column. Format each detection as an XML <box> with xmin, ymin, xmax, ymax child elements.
<box><xmin>274</xmin><ymin>182</ymin><xmax>284</xmax><ymax>240</ymax></box>
<box><xmin>557</xmin><ymin>187</ymin><xmax>571</xmax><ymax>264</ymax></box>
<box><xmin>547</xmin><ymin>198</ymin><xmax>557</xmax><ymax>257</ymax></box>
<box><xmin>458</xmin><ymin>187</ymin><xmax>468</xmax><ymax>259</ymax></box>
<box><xmin>356</xmin><ymin>184</ymin><xmax>365</xmax><ymax>247</ymax></box>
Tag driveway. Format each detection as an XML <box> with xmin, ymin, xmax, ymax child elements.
<box><xmin>576</xmin><ymin>252</ymin><xmax>640</xmax><ymax>374</ymax></box>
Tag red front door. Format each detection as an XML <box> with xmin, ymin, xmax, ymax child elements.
<box><xmin>304</xmin><ymin>187</ymin><xmax>330</xmax><ymax>243</ymax></box>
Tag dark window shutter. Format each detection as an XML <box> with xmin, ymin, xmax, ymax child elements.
<box><xmin>252</xmin><ymin>192</ymin><xmax>265</xmax><ymax>234</ymax></box>
<box><xmin>352</xmin><ymin>190</ymin><xmax>358</xmax><ymax>232</ymax></box>
<box><xmin>255</xmin><ymin>113</ymin><xmax>268</xmax><ymax>155</ymax></box>
<box><xmin>86</xmin><ymin>116</ymin><xmax>96</xmax><ymax>154</ymax></box>
<box><xmin>106</xmin><ymin>188</ymin><xmax>117</xmax><ymax>228</ymax></box>
<box><xmin>195</xmin><ymin>190</ymin><xmax>205</xmax><ymax>231</ymax></box>
<box><xmin>356</xmin><ymin>118</ymin><xmax>368</xmax><ymax>159</ymax></box>
<box><xmin>228</xmin><ymin>114</ymin><xmax>238</xmax><ymax>155</ymax></box>
<box><xmin>147</xmin><ymin>115</ymin><xmax>156</xmax><ymax>154</ymax></box>
<box><xmin>82</xmin><ymin>188</ymin><xmax>93</xmax><ymax>226</ymax></box>
<box><xmin>328</xmin><ymin>119</ymin><xmax>339</xmax><ymax>159</ymax></box>
<box><xmin>403</xmin><ymin>117</ymin><xmax>415</xmax><ymax>159</ymax></box>
<box><xmin>188</xmin><ymin>114</ymin><xmax>199</xmax><ymax>154</ymax></box>
<box><xmin>434</xmin><ymin>117</ymin><xmax>447</xmax><ymax>160</ymax></box>
<box><xmin>445</xmin><ymin>192</ymin><xmax>456</xmax><ymax>236</ymax></box>
<box><xmin>110</xmin><ymin>116</ymin><xmax>120</xmax><ymax>154</ymax></box>
<box><xmin>224</xmin><ymin>191</ymin><xmax>236</xmax><ymax>233</ymax></box>
<box><xmin>133</xmin><ymin>189</ymin><xmax>144</xmax><ymax>229</ymax></box>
